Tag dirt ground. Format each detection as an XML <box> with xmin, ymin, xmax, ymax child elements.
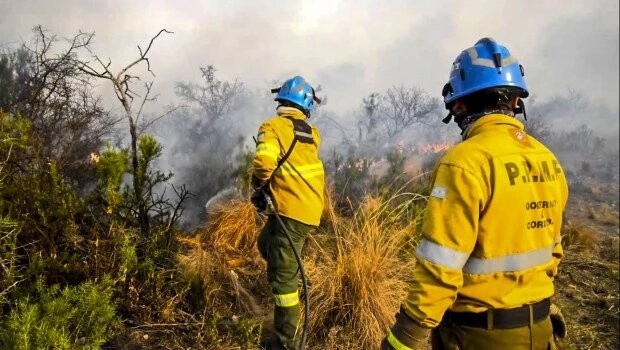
<box><xmin>554</xmin><ymin>177</ymin><xmax>619</xmax><ymax>350</ymax></box>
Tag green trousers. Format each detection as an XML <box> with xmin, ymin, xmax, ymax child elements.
<box><xmin>257</xmin><ymin>215</ymin><xmax>313</xmax><ymax>349</ymax></box>
<box><xmin>431</xmin><ymin>316</ymin><xmax>556</xmax><ymax>350</ymax></box>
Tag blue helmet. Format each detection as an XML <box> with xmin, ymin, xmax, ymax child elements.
<box><xmin>443</xmin><ymin>38</ymin><xmax>528</xmax><ymax>105</ymax></box>
<box><xmin>271</xmin><ymin>76</ymin><xmax>320</xmax><ymax>112</ymax></box>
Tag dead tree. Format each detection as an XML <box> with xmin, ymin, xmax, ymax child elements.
<box><xmin>0</xmin><ymin>26</ymin><xmax>118</xmax><ymax>188</ymax></box>
<box><xmin>380</xmin><ymin>86</ymin><xmax>438</xmax><ymax>137</ymax></box>
<box><xmin>76</xmin><ymin>29</ymin><xmax>173</xmax><ymax>237</ymax></box>
<box><xmin>357</xmin><ymin>92</ymin><xmax>380</xmax><ymax>142</ymax></box>
<box><xmin>175</xmin><ymin>65</ymin><xmax>245</xmax><ymax>136</ymax></box>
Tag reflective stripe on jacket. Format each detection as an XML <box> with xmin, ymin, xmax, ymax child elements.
<box><xmin>252</xmin><ymin>106</ymin><xmax>325</xmax><ymax>226</ymax></box>
<box><xmin>402</xmin><ymin>114</ymin><xmax>568</xmax><ymax>328</ymax></box>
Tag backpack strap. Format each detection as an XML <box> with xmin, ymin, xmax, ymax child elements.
<box><xmin>287</xmin><ymin>117</ymin><xmax>315</xmax><ymax>144</ymax></box>
<box><xmin>272</xmin><ymin>117</ymin><xmax>315</xmax><ymax>176</ymax></box>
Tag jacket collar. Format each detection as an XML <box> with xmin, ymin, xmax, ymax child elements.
<box><xmin>463</xmin><ymin>113</ymin><xmax>524</xmax><ymax>140</ymax></box>
<box><xmin>277</xmin><ymin>106</ymin><xmax>307</xmax><ymax>120</ymax></box>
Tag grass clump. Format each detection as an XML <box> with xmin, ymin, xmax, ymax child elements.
<box><xmin>587</xmin><ymin>203</ymin><xmax>620</xmax><ymax>227</ymax></box>
<box><xmin>181</xmin><ymin>197</ymin><xmax>267</xmax><ymax>313</ymax></box>
<box><xmin>305</xmin><ymin>194</ymin><xmax>422</xmax><ymax>349</ymax></box>
<box><xmin>561</xmin><ymin>221</ymin><xmax>599</xmax><ymax>253</ymax></box>
<box><xmin>201</xmin><ymin>198</ymin><xmax>264</xmax><ymax>254</ymax></box>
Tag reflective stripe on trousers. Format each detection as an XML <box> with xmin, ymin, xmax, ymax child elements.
<box><xmin>274</xmin><ymin>291</ymin><xmax>299</xmax><ymax>307</ymax></box>
<box><xmin>387</xmin><ymin>331</ymin><xmax>415</xmax><ymax>350</ymax></box>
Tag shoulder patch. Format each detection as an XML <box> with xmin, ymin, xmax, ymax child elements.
<box><xmin>430</xmin><ymin>186</ymin><xmax>447</xmax><ymax>199</ymax></box>
<box><xmin>512</xmin><ymin>129</ymin><xmax>532</xmax><ymax>147</ymax></box>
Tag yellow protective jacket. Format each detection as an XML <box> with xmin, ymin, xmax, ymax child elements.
<box><xmin>252</xmin><ymin>107</ymin><xmax>325</xmax><ymax>226</ymax></box>
<box><xmin>402</xmin><ymin>114</ymin><xmax>568</xmax><ymax>328</ymax></box>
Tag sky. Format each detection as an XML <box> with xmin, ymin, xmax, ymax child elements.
<box><xmin>1</xmin><ymin>0</ymin><xmax>618</xmax><ymax>117</ymax></box>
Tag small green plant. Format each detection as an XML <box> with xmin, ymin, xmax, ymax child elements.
<box><xmin>230</xmin><ymin>318</ymin><xmax>263</xmax><ymax>349</ymax></box>
<box><xmin>0</xmin><ymin>217</ymin><xmax>20</xmax><ymax>310</ymax></box>
<box><xmin>0</xmin><ymin>278</ymin><xmax>120</xmax><ymax>350</ymax></box>
<box><xmin>328</xmin><ymin>148</ymin><xmax>374</xmax><ymax>212</ymax></box>
<box><xmin>96</xmin><ymin>144</ymin><xmax>130</xmax><ymax>215</ymax></box>
<box><xmin>231</xmin><ymin>145</ymin><xmax>255</xmax><ymax>195</ymax></box>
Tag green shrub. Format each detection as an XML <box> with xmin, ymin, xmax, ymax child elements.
<box><xmin>0</xmin><ymin>278</ymin><xmax>120</xmax><ymax>350</ymax></box>
<box><xmin>0</xmin><ymin>217</ymin><xmax>19</xmax><ymax>311</ymax></box>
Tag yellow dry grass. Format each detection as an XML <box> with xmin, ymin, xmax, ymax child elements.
<box><xmin>561</xmin><ymin>220</ymin><xmax>600</xmax><ymax>253</ymax></box>
<box><xmin>554</xmin><ymin>233</ymin><xmax>619</xmax><ymax>350</ymax></box>
<box><xmin>178</xmin><ymin>240</ymin><xmax>265</xmax><ymax>315</ymax></box>
<box><xmin>587</xmin><ymin>203</ymin><xmax>620</xmax><ymax>227</ymax></box>
<box><xmin>200</xmin><ymin>198</ymin><xmax>264</xmax><ymax>255</ymax></box>
<box><xmin>321</xmin><ymin>181</ymin><xmax>342</xmax><ymax>231</ymax></box>
<box><xmin>178</xmin><ymin>199</ymin><xmax>268</xmax><ymax>315</ymax></box>
<box><xmin>178</xmin><ymin>187</ymin><xmax>426</xmax><ymax>349</ymax></box>
<box><xmin>305</xmin><ymin>194</ymin><xmax>422</xmax><ymax>349</ymax></box>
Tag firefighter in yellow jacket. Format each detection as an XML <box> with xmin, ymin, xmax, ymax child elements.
<box><xmin>382</xmin><ymin>38</ymin><xmax>569</xmax><ymax>349</ymax></box>
<box><xmin>252</xmin><ymin>76</ymin><xmax>325</xmax><ymax>350</ymax></box>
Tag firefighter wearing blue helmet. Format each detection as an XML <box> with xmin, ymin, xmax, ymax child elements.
<box><xmin>382</xmin><ymin>38</ymin><xmax>569</xmax><ymax>349</ymax></box>
<box><xmin>252</xmin><ymin>76</ymin><xmax>325</xmax><ymax>350</ymax></box>
<box><xmin>273</xmin><ymin>76</ymin><xmax>318</xmax><ymax>115</ymax></box>
<box><xmin>439</xmin><ymin>37</ymin><xmax>529</xmax><ymax>132</ymax></box>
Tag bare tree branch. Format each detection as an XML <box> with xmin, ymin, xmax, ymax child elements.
<box><xmin>118</xmin><ymin>29</ymin><xmax>173</xmax><ymax>80</ymax></box>
<box><xmin>136</xmin><ymin>81</ymin><xmax>155</xmax><ymax>125</ymax></box>
<box><xmin>379</xmin><ymin>86</ymin><xmax>438</xmax><ymax>137</ymax></box>
<box><xmin>70</xmin><ymin>28</ymin><xmax>174</xmax><ymax>238</ymax></box>
<box><xmin>139</xmin><ymin>105</ymin><xmax>188</xmax><ymax>133</ymax></box>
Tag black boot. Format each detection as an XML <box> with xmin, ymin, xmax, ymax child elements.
<box><xmin>259</xmin><ymin>337</ymin><xmax>289</xmax><ymax>350</ymax></box>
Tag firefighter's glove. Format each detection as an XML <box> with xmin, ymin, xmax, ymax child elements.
<box><xmin>381</xmin><ymin>308</ymin><xmax>431</xmax><ymax>350</ymax></box>
<box><xmin>251</xmin><ymin>189</ymin><xmax>267</xmax><ymax>212</ymax></box>
<box><xmin>251</xmin><ymin>175</ymin><xmax>266</xmax><ymax>190</ymax></box>
<box><xmin>250</xmin><ymin>175</ymin><xmax>268</xmax><ymax>212</ymax></box>
<box><xmin>550</xmin><ymin>303</ymin><xmax>567</xmax><ymax>339</ymax></box>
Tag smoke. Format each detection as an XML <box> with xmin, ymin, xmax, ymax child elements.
<box><xmin>1</xmin><ymin>0</ymin><xmax>617</xmax><ymax>225</ymax></box>
<box><xmin>150</xmin><ymin>69</ymin><xmax>279</xmax><ymax>228</ymax></box>
<box><xmin>526</xmin><ymin>91</ymin><xmax>619</xmax><ymax>186</ymax></box>
<box><xmin>144</xmin><ymin>64</ymin><xmax>618</xmax><ymax>228</ymax></box>
<box><xmin>528</xmin><ymin>91</ymin><xmax>619</xmax><ymax>139</ymax></box>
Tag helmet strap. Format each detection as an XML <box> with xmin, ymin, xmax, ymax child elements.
<box><xmin>515</xmin><ymin>99</ymin><xmax>527</xmax><ymax>120</ymax></box>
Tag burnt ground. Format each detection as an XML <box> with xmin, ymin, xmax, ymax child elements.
<box><xmin>554</xmin><ymin>175</ymin><xmax>619</xmax><ymax>350</ymax></box>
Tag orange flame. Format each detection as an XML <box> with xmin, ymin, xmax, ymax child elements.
<box><xmin>89</xmin><ymin>152</ymin><xmax>100</xmax><ymax>164</ymax></box>
<box><xmin>416</xmin><ymin>143</ymin><xmax>454</xmax><ymax>155</ymax></box>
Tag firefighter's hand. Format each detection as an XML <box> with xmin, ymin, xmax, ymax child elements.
<box><xmin>381</xmin><ymin>308</ymin><xmax>431</xmax><ymax>350</ymax></box>
<box><xmin>251</xmin><ymin>175</ymin><xmax>266</xmax><ymax>190</ymax></box>
<box><xmin>250</xmin><ymin>189</ymin><xmax>267</xmax><ymax>212</ymax></box>
<box><xmin>550</xmin><ymin>303</ymin><xmax>567</xmax><ymax>339</ymax></box>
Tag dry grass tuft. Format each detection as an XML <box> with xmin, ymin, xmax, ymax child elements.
<box><xmin>561</xmin><ymin>221</ymin><xmax>600</xmax><ymax>253</ymax></box>
<box><xmin>321</xmin><ymin>182</ymin><xmax>343</xmax><ymax>231</ymax></box>
<box><xmin>305</xmin><ymin>194</ymin><xmax>422</xmax><ymax>349</ymax></box>
<box><xmin>179</xmin><ymin>235</ymin><xmax>264</xmax><ymax>315</ymax></box>
<box><xmin>200</xmin><ymin>198</ymin><xmax>264</xmax><ymax>254</ymax></box>
<box><xmin>179</xmin><ymin>199</ymin><xmax>268</xmax><ymax>316</ymax></box>
<box><xmin>554</xmin><ymin>234</ymin><xmax>619</xmax><ymax>350</ymax></box>
<box><xmin>587</xmin><ymin>203</ymin><xmax>620</xmax><ymax>227</ymax></box>
<box><xmin>178</xmin><ymin>241</ymin><xmax>265</xmax><ymax>315</ymax></box>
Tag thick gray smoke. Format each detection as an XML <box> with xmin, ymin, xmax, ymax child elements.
<box><xmin>527</xmin><ymin>92</ymin><xmax>620</xmax><ymax>187</ymax></box>
<box><xmin>2</xmin><ymin>0</ymin><xmax>616</xmax><ymax>227</ymax></box>
<box><xmin>151</xmin><ymin>68</ymin><xmax>277</xmax><ymax>228</ymax></box>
